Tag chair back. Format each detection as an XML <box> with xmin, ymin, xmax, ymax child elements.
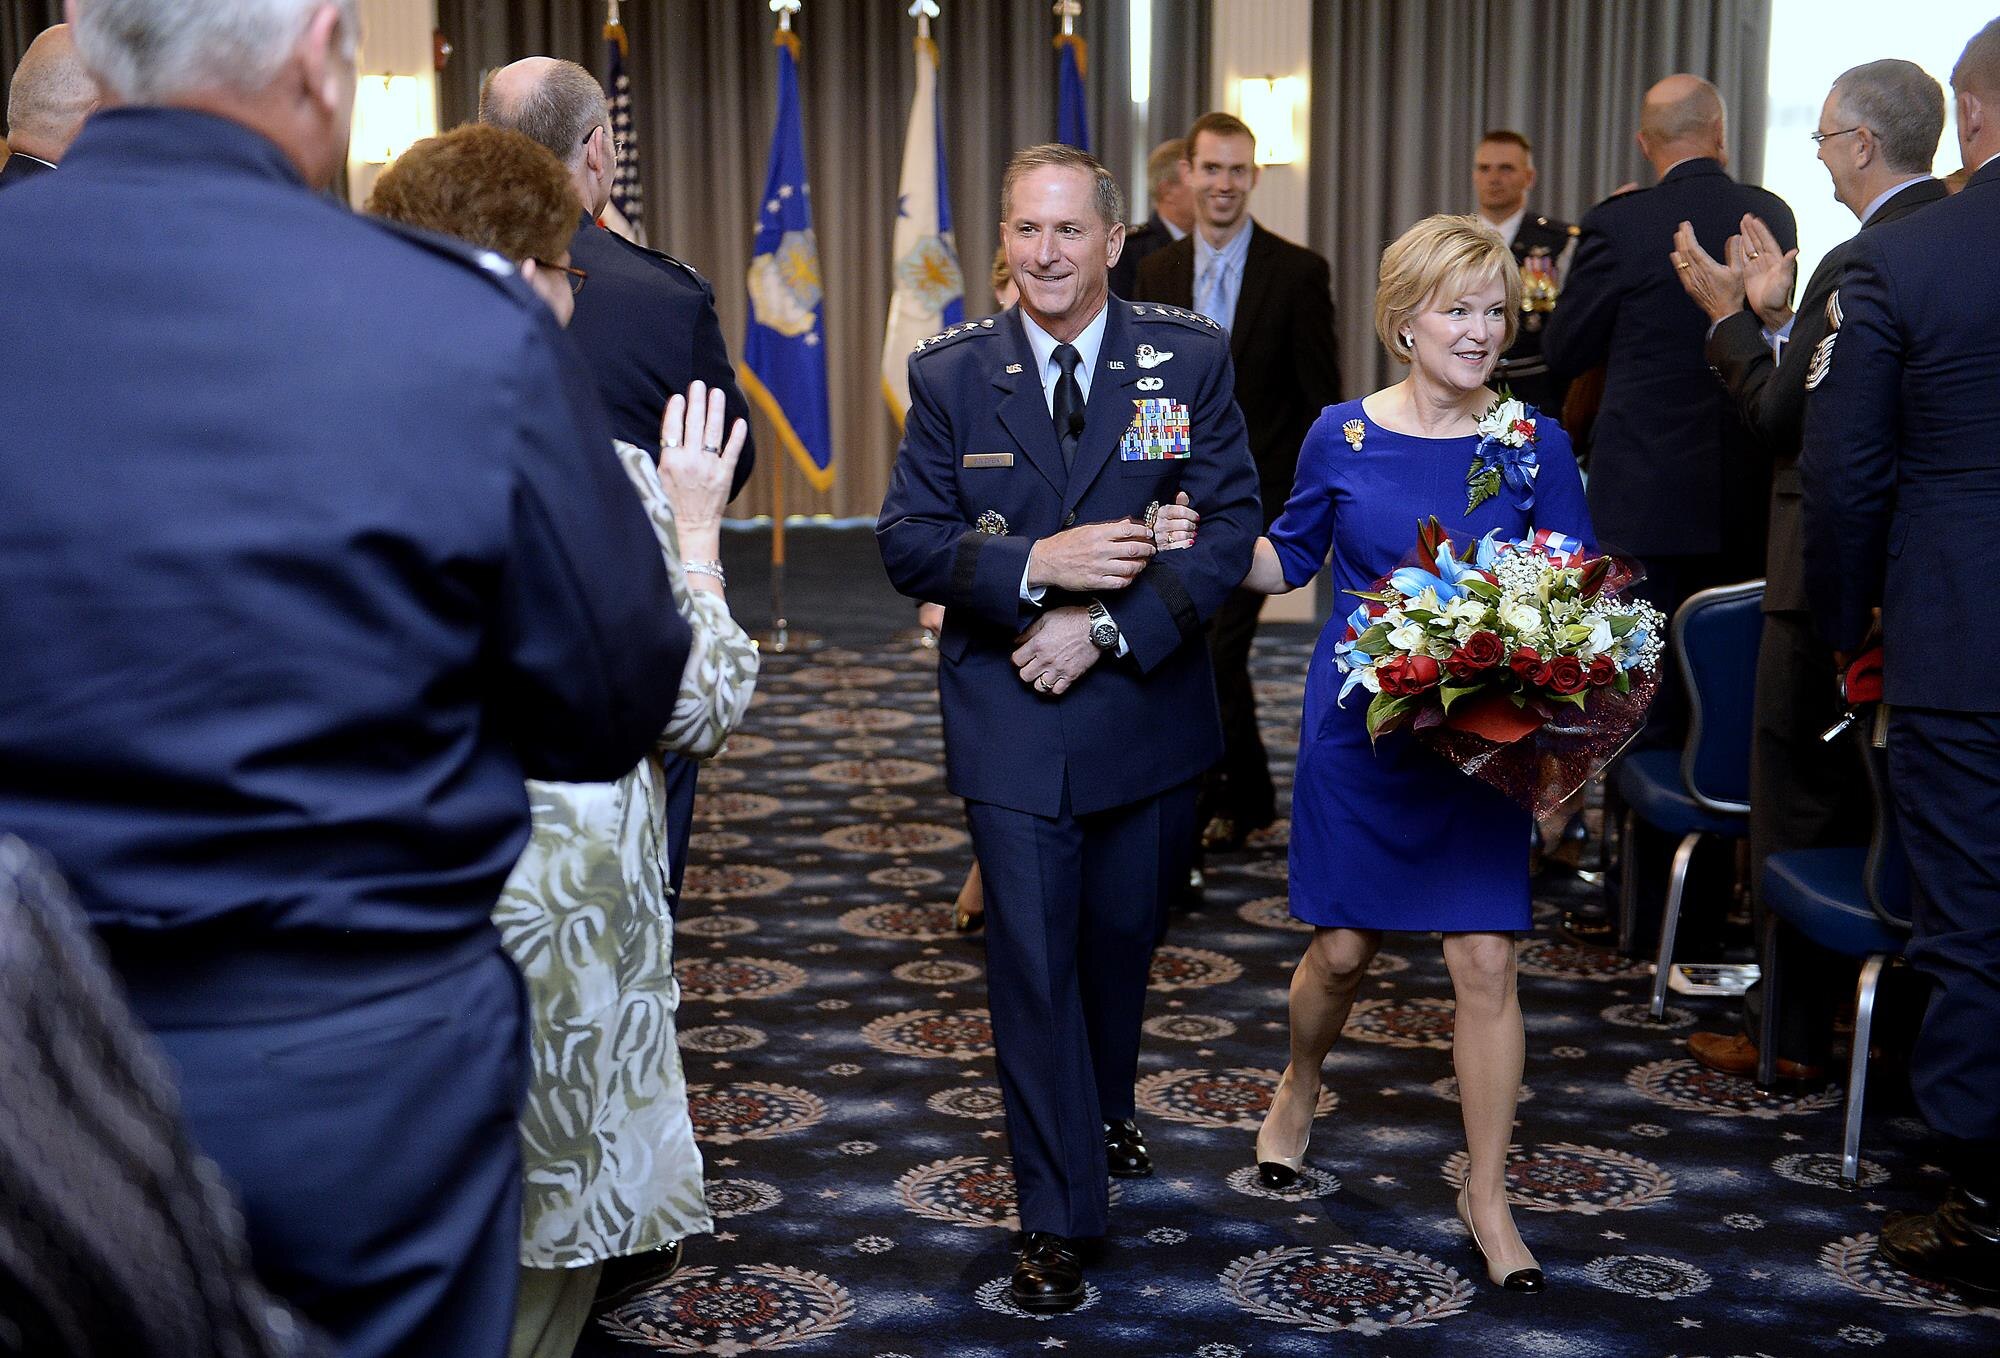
<box><xmin>1860</xmin><ymin>727</ymin><xmax>1914</xmax><ymax>931</ymax></box>
<box><xmin>1674</xmin><ymin>579</ymin><xmax>1765</xmax><ymax>813</ymax></box>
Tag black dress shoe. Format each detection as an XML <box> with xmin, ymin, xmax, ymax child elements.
<box><xmin>592</xmin><ymin>1239</ymin><xmax>684</xmax><ymax>1310</ymax></box>
<box><xmin>1559</xmin><ymin>909</ymin><xmax>1616</xmax><ymax>947</ymax></box>
<box><xmin>1104</xmin><ymin>1118</ymin><xmax>1153</xmax><ymax>1178</ymax></box>
<box><xmin>1879</xmin><ymin>1187</ymin><xmax>2000</xmax><ymax>1302</ymax></box>
<box><xmin>1011</xmin><ymin>1231</ymin><xmax>1085</xmax><ymax>1313</ymax></box>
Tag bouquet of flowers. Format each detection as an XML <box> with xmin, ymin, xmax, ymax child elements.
<box><xmin>1334</xmin><ymin>517</ymin><xmax>1666</xmax><ymax>814</ymax></box>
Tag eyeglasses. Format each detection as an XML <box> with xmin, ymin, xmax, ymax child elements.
<box><xmin>533</xmin><ymin>259</ymin><xmax>588</xmax><ymax>296</ymax></box>
<box><xmin>1810</xmin><ymin>126</ymin><xmax>1864</xmax><ymax>146</ymax></box>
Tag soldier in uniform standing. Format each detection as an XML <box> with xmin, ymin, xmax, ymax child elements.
<box><xmin>1473</xmin><ymin>129</ymin><xmax>1577</xmax><ymax>415</ymax></box>
<box><xmin>879</xmin><ymin>143</ymin><xmax>1259</xmax><ymax>1313</ymax></box>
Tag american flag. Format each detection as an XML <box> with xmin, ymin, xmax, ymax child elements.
<box><xmin>601</xmin><ymin>1</ymin><xmax>645</xmax><ymax>245</ymax></box>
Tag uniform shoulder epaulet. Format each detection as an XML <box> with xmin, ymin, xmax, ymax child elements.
<box><xmin>616</xmin><ymin>234</ymin><xmax>711</xmax><ymax>288</ymax></box>
<box><xmin>1566</xmin><ymin>222</ymin><xmax>1580</xmax><ymax>237</ymax></box>
<box><xmin>1128</xmin><ymin>303</ymin><xmax>1223</xmax><ymax>333</ymax></box>
<box><xmin>368</xmin><ymin>217</ymin><xmax>535</xmax><ymax>302</ymax></box>
<box><xmin>912</xmin><ymin>316</ymin><xmax>1001</xmax><ymax>357</ymax></box>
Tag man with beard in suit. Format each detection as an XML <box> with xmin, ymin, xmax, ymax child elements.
<box><xmin>1671</xmin><ymin>59</ymin><xmax>1948</xmax><ymax>1083</ymax></box>
<box><xmin>1</xmin><ymin>24</ymin><xmax>96</xmax><ymax>190</ymax></box>
<box><xmin>1108</xmin><ymin>137</ymin><xmax>1192</xmax><ymax>298</ymax></box>
<box><xmin>1132</xmin><ymin>111</ymin><xmax>1340</xmax><ymax>862</ymax></box>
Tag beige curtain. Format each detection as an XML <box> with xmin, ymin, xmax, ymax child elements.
<box><xmin>1308</xmin><ymin>0</ymin><xmax>1773</xmax><ymax>395</ymax></box>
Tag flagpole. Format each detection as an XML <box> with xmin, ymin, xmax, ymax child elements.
<box><xmin>760</xmin><ymin>0</ymin><xmax>809</xmax><ymax>654</ymax></box>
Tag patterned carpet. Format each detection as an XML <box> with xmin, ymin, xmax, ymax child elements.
<box><xmin>576</xmin><ymin>627</ymin><xmax>2000</xmax><ymax>1358</ymax></box>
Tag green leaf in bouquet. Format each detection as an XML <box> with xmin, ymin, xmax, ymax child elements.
<box><xmin>1461</xmin><ymin>577</ymin><xmax>1500</xmax><ymax>602</ymax></box>
<box><xmin>1402</xmin><ymin>608</ymin><xmax>1440</xmax><ymax>624</ymax></box>
<box><xmin>1353</xmin><ymin>623</ymin><xmax>1393</xmax><ymax>657</ymax></box>
<box><xmin>1438</xmin><ymin>681</ymin><xmax>1482</xmax><ymax>713</ymax></box>
<box><xmin>1465</xmin><ymin>461</ymin><xmax>1501</xmax><ymax>514</ymax></box>
<box><xmin>1552</xmin><ymin>690</ymin><xmax>1589</xmax><ymax>710</ymax></box>
<box><xmin>1364</xmin><ymin>691</ymin><xmax>1420</xmax><ymax>745</ymax></box>
<box><xmin>1615</xmin><ymin>670</ymin><xmax>1631</xmax><ymax>694</ymax></box>
<box><xmin>1556</xmin><ymin>623</ymin><xmax>1593</xmax><ymax>648</ymax></box>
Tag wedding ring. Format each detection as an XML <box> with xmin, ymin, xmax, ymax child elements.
<box><xmin>664</xmin><ymin>440</ymin><xmax>681</xmax><ymax>450</ymax></box>
<box><xmin>701</xmin><ymin>443</ymin><xmax>721</xmax><ymax>454</ymax></box>
<box><xmin>1037</xmin><ymin>675</ymin><xmax>1053</xmax><ymax>692</ymax></box>
<box><xmin>1748</xmin><ymin>250</ymin><xmax>1760</xmax><ymax>259</ymax></box>
<box><xmin>1675</xmin><ymin>259</ymin><xmax>1691</xmax><ymax>270</ymax></box>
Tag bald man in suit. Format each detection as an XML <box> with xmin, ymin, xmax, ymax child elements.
<box><xmin>1</xmin><ymin>24</ymin><xmax>96</xmax><ymax>189</ymax></box>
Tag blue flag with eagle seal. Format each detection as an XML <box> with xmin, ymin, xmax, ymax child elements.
<box><xmin>740</xmin><ymin>30</ymin><xmax>833</xmax><ymax>491</ymax></box>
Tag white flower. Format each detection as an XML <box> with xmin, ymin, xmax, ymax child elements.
<box><xmin>1444</xmin><ymin>596</ymin><xmax>1489</xmax><ymax>624</ymax></box>
<box><xmin>1585</xmin><ymin>617</ymin><xmax>1613</xmax><ymax>655</ymax></box>
<box><xmin>1476</xmin><ymin>397</ymin><xmax>1532</xmax><ymax>446</ymax></box>
<box><xmin>1500</xmin><ymin>601</ymin><xmax>1544</xmax><ymax>636</ymax></box>
<box><xmin>1388</xmin><ymin>622</ymin><xmax>1426</xmax><ymax>652</ymax></box>
<box><xmin>1359</xmin><ymin>666</ymin><xmax>1382</xmax><ymax>694</ymax></box>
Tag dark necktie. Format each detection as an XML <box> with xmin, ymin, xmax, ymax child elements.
<box><xmin>1052</xmin><ymin>342</ymin><xmax>1084</xmax><ymax>469</ymax></box>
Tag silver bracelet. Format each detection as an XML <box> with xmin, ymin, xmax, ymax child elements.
<box><xmin>683</xmin><ymin>559</ymin><xmax>727</xmax><ymax>587</ymax></box>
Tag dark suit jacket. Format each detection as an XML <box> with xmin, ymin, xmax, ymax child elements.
<box><xmin>566</xmin><ymin>218</ymin><xmax>756</xmax><ymax>498</ymax></box>
<box><xmin>1108</xmin><ymin>212</ymin><xmax>1177</xmax><ymax>299</ymax></box>
<box><xmin>1802</xmin><ymin>158</ymin><xmax>2000</xmax><ymax>710</ymax></box>
<box><xmin>1544</xmin><ymin>158</ymin><xmax>1796</xmax><ymax>560</ymax></box>
<box><xmin>1131</xmin><ymin>221</ymin><xmax>1341</xmax><ymax>525</ymax></box>
<box><xmin>0</xmin><ymin>108</ymin><xmax>687</xmax><ymax>965</ymax></box>
<box><xmin>877</xmin><ymin>301</ymin><xmax>1261</xmax><ymax>817</ymax></box>
<box><xmin>1707</xmin><ymin>177</ymin><xmax>1946</xmax><ymax>612</ymax></box>
<box><xmin>0</xmin><ymin>150</ymin><xmax>54</xmax><ymax>191</ymax></box>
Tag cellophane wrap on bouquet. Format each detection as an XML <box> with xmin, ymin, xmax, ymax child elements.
<box><xmin>1333</xmin><ymin>518</ymin><xmax>1665</xmax><ymax>817</ymax></box>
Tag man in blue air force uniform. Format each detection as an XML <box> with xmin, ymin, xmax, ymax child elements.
<box><xmin>1800</xmin><ymin>17</ymin><xmax>2000</xmax><ymax>1304</ymax></box>
<box><xmin>0</xmin><ymin>2</ymin><xmax>688</xmax><ymax>1354</ymax></box>
<box><xmin>879</xmin><ymin>144</ymin><xmax>1259</xmax><ymax>1313</ymax></box>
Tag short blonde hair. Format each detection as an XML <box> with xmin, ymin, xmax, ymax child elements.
<box><xmin>1375</xmin><ymin>214</ymin><xmax>1520</xmax><ymax>366</ymax></box>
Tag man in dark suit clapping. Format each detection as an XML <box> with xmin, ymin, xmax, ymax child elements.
<box><xmin>1801</xmin><ymin>18</ymin><xmax>2000</xmax><ymax>1304</ymax></box>
<box><xmin>1670</xmin><ymin>60</ymin><xmax>1947</xmax><ymax>1084</ymax></box>
<box><xmin>0</xmin><ymin>23</ymin><xmax>95</xmax><ymax>190</ymax></box>
<box><xmin>1545</xmin><ymin>75</ymin><xmax>1797</xmax><ymax>655</ymax></box>
<box><xmin>1133</xmin><ymin>112</ymin><xmax>1341</xmax><ymax>856</ymax></box>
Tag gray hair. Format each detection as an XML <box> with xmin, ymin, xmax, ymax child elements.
<box><xmin>1146</xmin><ymin>138</ymin><xmax>1186</xmax><ymax>195</ymax></box>
<box><xmin>71</xmin><ymin>0</ymin><xmax>357</xmax><ymax>105</ymax></box>
<box><xmin>1000</xmin><ymin>142</ymin><xmax>1126</xmax><ymax>231</ymax></box>
<box><xmin>1832</xmin><ymin>60</ymin><xmax>1945</xmax><ymax>174</ymax></box>
<box><xmin>477</xmin><ymin>60</ymin><xmax>607</xmax><ymax>171</ymax></box>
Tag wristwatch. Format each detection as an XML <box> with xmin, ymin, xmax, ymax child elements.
<box><xmin>1086</xmin><ymin>599</ymin><xmax>1119</xmax><ymax>651</ymax></box>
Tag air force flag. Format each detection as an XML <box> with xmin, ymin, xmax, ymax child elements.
<box><xmin>880</xmin><ymin>23</ymin><xmax>964</xmax><ymax>426</ymax></box>
<box><xmin>741</xmin><ymin>29</ymin><xmax>834</xmax><ymax>491</ymax></box>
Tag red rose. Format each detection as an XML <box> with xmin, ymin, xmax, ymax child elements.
<box><xmin>1375</xmin><ymin>653</ymin><xmax>1442</xmax><ymax>696</ymax></box>
<box><xmin>1508</xmin><ymin>645</ymin><xmax>1542</xmax><ymax>679</ymax></box>
<box><xmin>1511</xmin><ymin>418</ymin><xmax>1537</xmax><ymax>442</ymax></box>
<box><xmin>1535</xmin><ymin>655</ymin><xmax>1587</xmax><ymax>695</ymax></box>
<box><xmin>1445</xmin><ymin>629</ymin><xmax>1505</xmax><ymax>679</ymax></box>
<box><xmin>1587</xmin><ymin>654</ymin><xmax>1618</xmax><ymax>687</ymax></box>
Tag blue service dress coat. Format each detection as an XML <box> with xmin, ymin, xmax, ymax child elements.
<box><xmin>0</xmin><ymin>107</ymin><xmax>689</xmax><ymax>1358</ymax></box>
<box><xmin>1269</xmin><ymin>399</ymin><xmax>1594</xmax><ymax>932</ymax></box>
<box><xmin>877</xmin><ymin>301</ymin><xmax>1262</xmax><ymax>816</ymax></box>
<box><xmin>1800</xmin><ymin>156</ymin><xmax>2000</xmax><ymax>1152</ymax></box>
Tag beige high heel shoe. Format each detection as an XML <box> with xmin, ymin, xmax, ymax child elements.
<box><xmin>1253</xmin><ymin>1071</ymin><xmax>1313</xmax><ymax>1189</ymax></box>
<box><xmin>1456</xmin><ymin>1184</ymin><xmax>1545</xmax><ymax>1292</ymax></box>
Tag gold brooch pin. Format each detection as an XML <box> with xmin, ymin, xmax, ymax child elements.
<box><xmin>1343</xmin><ymin>418</ymin><xmax>1365</xmax><ymax>451</ymax></box>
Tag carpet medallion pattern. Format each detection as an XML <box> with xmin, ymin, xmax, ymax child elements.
<box><xmin>574</xmin><ymin>633</ymin><xmax>2000</xmax><ymax>1357</ymax></box>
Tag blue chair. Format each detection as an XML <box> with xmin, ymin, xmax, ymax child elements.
<box><xmin>1614</xmin><ymin>579</ymin><xmax>1764</xmax><ymax>1019</ymax></box>
<box><xmin>1757</xmin><ymin>720</ymin><xmax>1910</xmax><ymax>1185</ymax></box>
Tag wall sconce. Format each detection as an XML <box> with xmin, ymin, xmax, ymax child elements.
<box><xmin>1237</xmin><ymin>75</ymin><xmax>1304</xmax><ymax>166</ymax></box>
<box><xmin>351</xmin><ymin>74</ymin><xmax>433</xmax><ymax>166</ymax></box>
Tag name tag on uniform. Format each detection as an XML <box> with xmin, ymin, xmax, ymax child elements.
<box><xmin>963</xmin><ymin>452</ymin><xmax>1015</xmax><ymax>469</ymax></box>
<box><xmin>1119</xmin><ymin>398</ymin><xmax>1192</xmax><ymax>461</ymax></box>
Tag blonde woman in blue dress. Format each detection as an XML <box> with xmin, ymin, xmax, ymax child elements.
<box><xmin>1234</xmin><ymin>216</ymin><xmax>1597</xmax><ymax>1292</ymax></box>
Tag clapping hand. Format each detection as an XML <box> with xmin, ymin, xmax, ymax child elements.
<box><xmin>1152</xmin><ymin>491</ymin><xmax>1199</xmax><ymax>551</ymax></box>
<box><xmin>657</xmin><ymin>380</ymin><xmax>748</xmax><ymax>532</ymax></box>
<box><xmin>1670</xmin><ymin>221</ymin><xmax>1744</xmax><ymax>324</ymax></box>
<box><xmin>1736</xmin><ymin>213</ymin><xmax>1798</xmax><ymax>331</ymax></box>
